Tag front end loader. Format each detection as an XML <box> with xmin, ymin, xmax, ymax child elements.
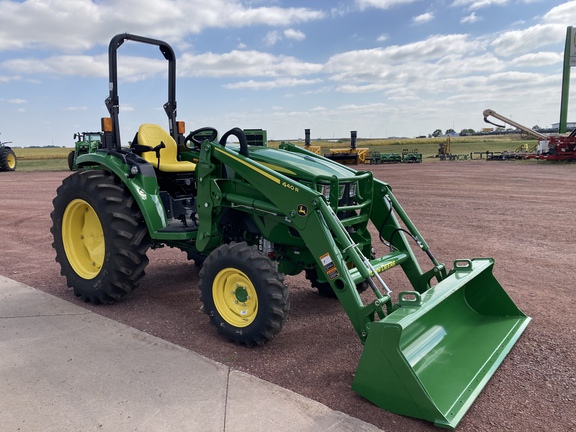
<box><xmin>50</xmin><ymin>34</ymin><xmax>530</xmax><ymax>429</ymax></box>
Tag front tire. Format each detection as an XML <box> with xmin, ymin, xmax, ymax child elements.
<box><xmin>199</xmin><ymin>242</ymin><xmax>289</xmax><ymax>347</ymax></box>
<box><xmin>50</xmin><ymin>170</ymin><xmax>150</xmax><ymax>304</ymax></box>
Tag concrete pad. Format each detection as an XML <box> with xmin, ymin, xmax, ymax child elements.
<box><xmin>0</xmin><ymin>277</ymin><xmax>228</xmax><ymax>431</ymax></box>
<box><xmin>0</xmin><ymin>276</ymin><xmax>383</xmax><ymax>431</ymax></box>
<box><xmin>227</xmin><ymin>370</ymin><xmax>383</xmax><ymax>431</ymax></box>
<box><xmin>0</xmin><ymin>276</ymin><xmax>87</xmax><ymax>317</ymax></box>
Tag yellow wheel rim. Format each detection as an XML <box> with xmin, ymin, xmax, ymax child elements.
<box><xmin>7</xmin><ymin>153</ymin><xmax>16</xmax><ymax>169</ymax></box>
<box><xmin>213</xmin><ymin>268</ymin><xmax>258</xmax><ymax>327</ymax></box>
<box><xmin>62</xmin><ymin>199</ymin><xmax>104</xmax><ymax>280</ymax></box>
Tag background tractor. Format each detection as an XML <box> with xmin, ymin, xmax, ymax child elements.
<box><xmin>0</xmin><ymin>133</ymin><xmax>16</xmax><ymax>171</ymax></box>
<box><xmin>68</xmin><ymin>132</ymin><xmax>103</xmax><ymax>170</ymax></box>
<box><xmin>50</xmin><ymin>34</ymin><xmax>530</xmax><ymax>429</ymax></box>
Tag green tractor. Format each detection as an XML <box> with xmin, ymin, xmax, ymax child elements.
<box><xmin>0</xmin><ymin>133</ymin><xmax>16</xmax><ymax>171</ymax></box>
<box><xmin>50</xmin><ymin>34</ymin><xmax>530</xmax><ymax>429</ymax></box>
<box><xmin>68</xmin><ymin>132</ymin><xmax>103</xmax><ymax>170</ymax></box>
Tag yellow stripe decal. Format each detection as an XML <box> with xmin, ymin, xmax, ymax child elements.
<box><xmin>259</xmin><ymin>162</ymin><xmax>296</xmax><ymax>176</ymax></box>
<box><xmin>215</xmin><ymin>147</ymin><xmax>280</xmax><ymax>184</ymax></box>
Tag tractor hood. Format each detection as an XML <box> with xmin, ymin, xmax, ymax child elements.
<box><xmin>244</xmin><ymin>146</ymin><xmax>355</xmax><ymax>183</ymax></box>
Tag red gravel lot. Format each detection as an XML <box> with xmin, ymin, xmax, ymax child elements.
<box><xmin>1</xmin><ymin>161</ymin><xmax>575</xmax><ymax>431</ymax></box>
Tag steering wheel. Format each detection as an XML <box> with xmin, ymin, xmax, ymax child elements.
<box><xmin>219</xmin><ymin>127</ymin><xmax>249</xmax><ymax>157</ymax></box>
<box><xmin>184</xmin><ymin>127</ymin><xmax>219</xmax><ymax>148</ymax></box>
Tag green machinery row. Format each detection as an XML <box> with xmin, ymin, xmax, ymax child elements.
<box><xmin>51</xmin><ymin>34</ymin><xmax>529</xmax><ymax>429</ymax></box>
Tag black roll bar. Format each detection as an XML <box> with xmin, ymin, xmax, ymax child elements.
<box><xmin>105</xmin><ymin>33</ymin><xmax>177</xmax><ymax>150</ymax></box>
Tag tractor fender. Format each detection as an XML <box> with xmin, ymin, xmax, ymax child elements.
<box><xmin>76</xmin><ymin>152</ymin><xmax>168</xmax><ymax>236</ymax></box>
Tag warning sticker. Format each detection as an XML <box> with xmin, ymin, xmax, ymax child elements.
<box><xmin>320</xmin><ymin>253</ymin><xmax>339</xmax><ymax>279</ymax></box>
<box><xmin>327</xmin><ymin>268</ymin><xmax>340</xmax><ymax>279</ymax></box>
<box><xmin>320</xmin><ymin>253</ymin><xmax>334</xmax><ymax>271</ymax></box>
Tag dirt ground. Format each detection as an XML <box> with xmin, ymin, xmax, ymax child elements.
<box><xmin>1</xmin><ymin>161</ymin><xmax>575</xmax><ymax>431</ymax></box>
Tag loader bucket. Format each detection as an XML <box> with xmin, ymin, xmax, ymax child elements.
<box><xmin>352</xmin><ymin>258</ymin><xmax>530</xmax><ymax>429</ymax></box>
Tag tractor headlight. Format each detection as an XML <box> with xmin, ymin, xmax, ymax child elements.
<box><xmin>321</xmin><ymin>185</ymin><xmax>331</xmax><ymax>201</ymax></box>
<box><xmin>348</xmin><ymin>182</ymin><xmax>357</xmax><ymax>198</ymax></box>
<box><xmin>320</xmin><ymin>184</ymin><xmax>348</xmax><ymax>202</ymax></box>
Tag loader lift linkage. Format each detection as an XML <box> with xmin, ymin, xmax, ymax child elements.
<box><xmin>50</xmin><ymin>34</ymin><xmax>530</xmax><ymax>429</ymax></box>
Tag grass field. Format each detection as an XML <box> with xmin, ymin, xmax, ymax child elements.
<box><xmin>10</xmin><ymin>147</ymin><xmax>71</xmax><ymax>171</ymax></box>
<box><xmin>7</xmin><ymin>135</ymin><xmax>539</xmax><ymax>172</ymax></box>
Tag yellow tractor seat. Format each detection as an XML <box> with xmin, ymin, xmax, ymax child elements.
<box><xmin>136</xmin><ymin>124</ymin><xmax>196</xmax><ymax>172</ymax></box>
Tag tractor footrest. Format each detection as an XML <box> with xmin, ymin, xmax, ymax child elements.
<box><xmin>158</xmin><ymin>223</ymin><xmax>198</xmax><ymax>233</ymax></box>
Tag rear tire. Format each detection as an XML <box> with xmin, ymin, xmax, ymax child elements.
<box><xmin>199</xmin><ymin>242</ymin><xmax>289</xmax><ymax>347</ymax></box>
<box><xmin>50</xmin><ymin>170</ymin><xmax>150</xmax><ymax>304</ymax></box>
<box><xmin>0</xmin><ymin>147</ymin><xmax>16</xmax><ymax>171</ymax></box>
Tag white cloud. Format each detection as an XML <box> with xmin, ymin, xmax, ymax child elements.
<box><xmin>491</xmin><ymin>23</ymin><xmax>565</xmax><ymax>57</ymax></box>
<box><xmin>2</xmin><ymin>54</ymin><xmax>164</xmax><ymax>81</ymax></box>
<box><xmin>542</xmin><ymin>0</ymin><xmax>576</xmax><ymax>23</ymax></box>
<box><xmin>461</xmin><ymin>12</ymin><xmax>482</xmax><ymax>23</ymax></box>
<box><xmin>0</xmin><ymin>0</ymin><xmax>325</xmax><ymax>52</ymax></box>
<box><xmin>336</xmin><ymin>83</ymin><xmax>388</xmax><ymax>93</ymax></box>
<box><xmin>325</xmin><ymin>34</ymin><xmax>479</xmax><ymax>82</ymax></box>
<box><xmin>486</xmin><ymin>1</ymin><xmax>576</xmax><ymax>58</ymax></box>
<box><xmin>8</xmin><ymin>98</ymin><xmax>27</xmax><ymax>104</ymax></box>
<box><xmin>330</xmin><ymin>5</ymin><xmax>351</xmax><ymax>18</ymax></box>
<box><xmin>223</xmin><ymin>77</ymin><xmax>322</xmax><ymax>90</ymax></box>
<box><xmin>412</xmin><ymin>12</ymin><xmax>434</xmax><ymax>25</ymax></box>
<box><xmin>264</xmin><ymin>31</ymin><xmax>282</xmax><ymax>47</ymax></box>
<box><xmin>376</xmin><ymin>34</ymin><xmax>389</xmax><ymax>42</ymax></box>
<box><xmin>119</xmin><ymin>104</ymin><xmax>135</xmax><ymax>112</ymax></box>
<box><xmin>356</xmin><ymin>0</ymin><xmax>420</xmax><ymax>10</ymax></box>
<box><xmin>284</xmin><ymin>29</ymin><xmax>306</xmax><ymax>41</ymax></box>
<box><xmin>0</xmin><ymin>0</ymin><xmax>103</xmax><ymax>52</ymax></box>
<box><xmin>303</xmin><ymin>86</ymin><xmax>332</xmax><ymax>95</ymax></box>
<box><xmin>179</xmin><ymin>50</ymin><xmax>323</xmax><ymax>78</ymax></box>
<box><xmin>451</xmin><ymin>0</ymin><xmax>509</xmax><ymax>10</ymax></box>
<box><xmin>509</xmin><ymin>51</ymin><xmax>563</xmax><ymax>68</ymax></box>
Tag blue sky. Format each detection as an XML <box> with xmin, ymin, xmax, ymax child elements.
<box><xmin>0</xmin><ymin>0</ymin><xmax>575</xmax><ymax>147</ymax></box>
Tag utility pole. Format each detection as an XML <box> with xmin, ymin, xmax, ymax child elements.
<box><xmin>559</xmin><ymin>26</ymin><xmax>575</xmax><ymax>133</ymax></box>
